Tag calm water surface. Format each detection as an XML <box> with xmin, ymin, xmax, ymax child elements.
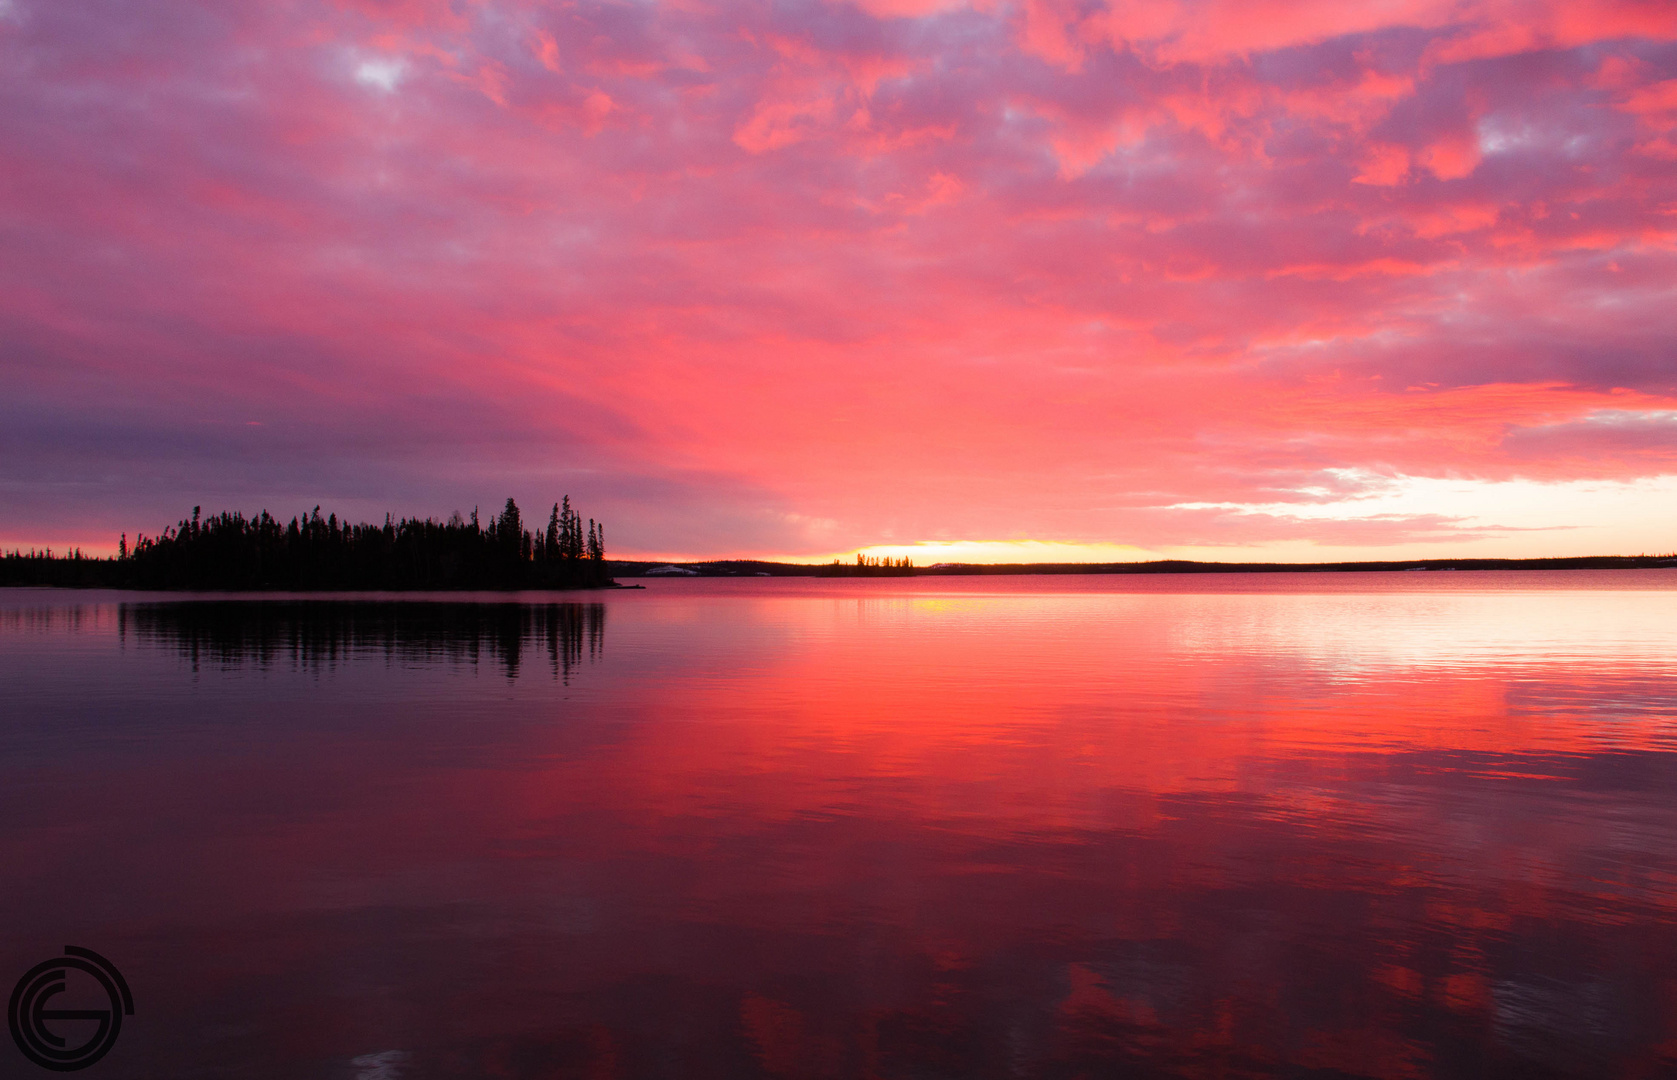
<box><xmin>2</xmin><ymin>572</ymin><xmax>1676</xmax><ymax>1079</ymax></box>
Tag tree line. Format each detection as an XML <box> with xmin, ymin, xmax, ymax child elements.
<box><xmin>0</xmin><ymin>497</ymin><xmax>615</xmax><ymax>590</ymax></box>
<box><xmin>819</xmin><ymin>553</ymin><xmax>915</xmax><ymax>577</ymax></box>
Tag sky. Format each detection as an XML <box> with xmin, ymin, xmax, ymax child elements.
<box><xmin>1</xmin><ymin>0</ymin><xmax>1675</xmax><ymax>563</ymax></box>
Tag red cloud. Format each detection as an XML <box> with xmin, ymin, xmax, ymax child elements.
<box><xmin>0</xmin><ymin>0</ymin><xmax>1673</xmax><ymax>557</ymax></box>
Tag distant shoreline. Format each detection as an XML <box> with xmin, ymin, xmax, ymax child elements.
<box><xmin>614</xmin><ymin>554</ymin><xmax>1677</xmax><ymax>578</ymax></box>
<box><xmin>6</xmin><ymin>553</ymin><xmax>1674</xmax><ymax>591</ymax></box>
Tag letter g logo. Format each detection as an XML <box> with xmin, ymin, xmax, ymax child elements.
<box><xmin>8</xmin><ymin>947</ymin><xmax>133</xmax><ymax>1071</ymax></box>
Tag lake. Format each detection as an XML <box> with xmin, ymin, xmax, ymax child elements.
<box><xmin>2</xmin><ymin>572</ymin><xmax>1675</xmax><ymax>1078</ymax></box>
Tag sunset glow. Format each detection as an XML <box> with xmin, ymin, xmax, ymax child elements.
<box><xmin>3</xmin><ymin>0</ymin><xmax>1675</xmax><ymax>560</ymax></box>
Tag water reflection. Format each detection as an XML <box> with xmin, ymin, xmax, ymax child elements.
<box><xmin>1</xmin><ymin>579</ymin><xmax>1675</xmax><ymax>1079</ymax></box>
<box><xmin>119</xmin><ymin>600</ymin><xmax>606</xmax><ymax>681</ymax></box>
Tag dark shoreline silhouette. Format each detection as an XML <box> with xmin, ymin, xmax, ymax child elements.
<box><xmin>6</xmin><ymin>509</ymin><xmax>1674</xmax><ymax>589</ymax></box>
<box><xmin>608</xmin><ymin>554</ymin><xmax>1677</xmax><ymax>578</ymax></box>
<box><xmin>1</xmin><ymin>498</ymin><xmax>622</xmax><ymax>590</ymax></box>
<box><xmin>8</xmin><ymin>552</ymin><xmax>1676</xmax><ymax>589</ymax></box>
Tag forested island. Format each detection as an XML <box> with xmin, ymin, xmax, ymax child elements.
<box><xmin>0</xmin><ymin>498</ymin><xmax>618</xmax><ymax>590</ymax></box>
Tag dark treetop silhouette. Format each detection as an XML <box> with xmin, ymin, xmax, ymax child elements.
<box><xmin>819</xmin><ymin>553</ymin><xmax>915</xmax><ymax>577</ymax></box>
<box><xmin>5</xmin><ymin>501</ymin><xmax>1674</xmax><ymax>588</ymax></box>
<box><xmin>0</xmin><ymin>498</ymin><xmax>615</xmax><ymax>590</ymax></box>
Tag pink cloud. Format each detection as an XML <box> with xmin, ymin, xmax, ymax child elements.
<box><xmin>0</xmin><ymin>0</ymin><xmax>1673</xmax><ymax>558</ymax></box>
